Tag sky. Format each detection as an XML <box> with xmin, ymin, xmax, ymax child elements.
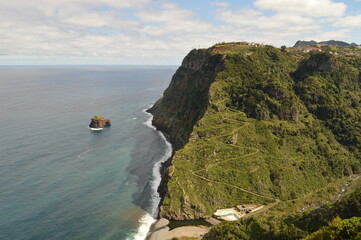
<box><xmin>1</xmin><ymin>0</ymin><xmax>361</xmax><ymax>65</ymax></box>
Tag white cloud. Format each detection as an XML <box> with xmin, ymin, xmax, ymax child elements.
<box><xmin>216</xmin><ymin>8</ymin><xmax>318</xmax><ymax>31</ymax></box>
<box><xmin>0</xmin><ymin>0</ymin><xmax>358</xmax><ymax>65</ymax></box>
<box><xmin>0</xmin><ymin>0</ymin><xmax>222</xmax><ymax>64</ymax></box>
<box><xmin>254</xmin><ymin>0</ymin><xmax>346</xmax><ymax>17</ymax></box>
<box><xmin>334</xmin><ymin>15</ymin><xmax>361</xmax><ymax>28</ymax></box>
<box><xmin>0</xmin><ymin>0</ymin><xmax>150</xmax><ymax>57</ymax></box>
<box><xmin>137</xmin><ymin>3</ymin><xmax>213</xmax><ymax>36</ymax></box>
<box><xmin>211</xmin><ymin>0</ymin><xmax>355</xmax><ymax>47</ymax></box>
<box><xmin>311</xmin><ymin>29</ymin><xmax>352</xmax><ymax>41</ymax></box>
<box><xmin>62</xmin><ymin>11</ymin><xmax>139</xmax><ymax>29</ymax></box>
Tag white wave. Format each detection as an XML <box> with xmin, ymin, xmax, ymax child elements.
<box><xmin>88</xmin><ymin>126</ymin><xmax>103</xmax><ymax>131</ymax></box>
<box><xmin>133</xmin><ymin>117</ymin><xmax>137</xmax><ymax>120</ymax></box>
<box><xmin>132</xmin><ymin>213</ymin><xmax>156</xmax><ymax>240</ymax></box>
<box><xmin>133</xmin><ymin>105</ymin><xmax>173</xmax><ymax>240</ymax></box>
<box><xmin>142</xmin><ymin>106</ymin><xmax>156</xmax><ymax>130</ymax></box>
<box><xmin>150</xmin><ymin>131</ymin><xmax>172</xmax><ymax>217</ymax></box>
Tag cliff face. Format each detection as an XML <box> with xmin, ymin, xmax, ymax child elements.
<box><xmin>151</xmin><ymin>43</ymin><xmax>360</xmax><ymax>222</ymax></box>
<box><xmin>149</xmin><ymin>49</ymin><xmax>223</xmax><ymax>150</ymax></box>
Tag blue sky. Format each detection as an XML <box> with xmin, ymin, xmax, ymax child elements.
<box><xmin>0</xmin><ymin>0</ymin><xmax>360</xmax><ymax>65</ymax></box>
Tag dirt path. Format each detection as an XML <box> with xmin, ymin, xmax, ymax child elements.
<box><xmin>189</xmin><ymin>107</ymin><xmax>273</xmax><ymax>201</ymax></box>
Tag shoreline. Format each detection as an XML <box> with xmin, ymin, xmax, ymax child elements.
<box><xmin>141</xmin><ymin>107</ymin><xmax>214</xmax><ymax>240</ymax></box>
<box><xmin>139</xmin><ymin>107</ymin><xmax>214</xmax><ymax>240</ymax></box>
<box><xmin>133</xmin><ymin>107</ymin><xmax>174</xmax><ymax>240</ymax></box>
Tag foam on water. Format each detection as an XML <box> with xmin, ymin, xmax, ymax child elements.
<box><xmin>142</xmin><ymin>107</ymin><xmax>156</xmax><ymax>131</ymax></box>
<box><xmin>88</xmin><ymin>126</ymin><xmax>104</xmax><ymax>131</ymax></box>
<box><xmin>132</xmin><ymin>214</ymin><xmax>156</xmax><ymax>240</ymax></box>
<box><xmin>132</xmin><ymin>107</ymin><xmax>172</xmax><ymax>240</ymax></box>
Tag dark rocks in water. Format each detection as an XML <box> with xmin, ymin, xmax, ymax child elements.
<box><xmin>89</xmin><ymin>115</ymin><xmax>111</xmax><ymax>128</ymax></box>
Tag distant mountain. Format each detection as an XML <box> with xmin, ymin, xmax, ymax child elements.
<box><xmin>319</xmin><ymin>40</ymin><xmax>352</xmax><ymax>47</ymax></box>
<box><xmin>294</xmin><ymin>40</ymin><xmax>359</xmax><ymax>47</ymax></box>
<box><xmin>294</xmin><ymin>40</ymin><xmax>318</xmax><ymax>47</ymax></box>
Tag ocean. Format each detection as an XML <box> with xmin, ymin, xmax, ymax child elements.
<box><xmin>0</xmin><ymin>66</ymin><xmax>176</xmax><ymax>240</ymax></box>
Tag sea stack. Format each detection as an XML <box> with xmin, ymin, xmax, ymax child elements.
<box><xmin>89</xmin><ymin>115</ymin><xmax>111</xmax><ymax>128</ymax></box>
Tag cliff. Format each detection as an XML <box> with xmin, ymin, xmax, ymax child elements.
<box><xmin>89</xmin><ymin>115</ymin><xmax>111</xmax><ymax>128</ymax></box>
<box><xmin>151</xmin><ymin>42</ymin><xmax>361</xmax><ymax>237</ymax></box>
<box><xmin>149</xmin><ymin>49</ymin><xmax>223</xmax><ymax>150</ymax></box>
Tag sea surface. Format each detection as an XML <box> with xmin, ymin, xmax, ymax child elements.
<box><xmin>0</xmin><ymin>66</ymin><xmax>176</xmax><ymax>240</ymax></box>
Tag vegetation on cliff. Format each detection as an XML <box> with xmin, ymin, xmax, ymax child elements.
<box><xmin>149</xmin><ymin>49</ymin><xmax>223</xmax><ymax>150</ymax></box>
<box><xmin>150</xmin><ymin>42</ymin><xmax>361</xmax><ymax>238</ymax></box>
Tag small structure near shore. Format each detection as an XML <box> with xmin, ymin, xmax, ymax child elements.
<box><xmin>89</xmin><ymin>115</ymin><xmax>111</xmax><ymax>129</ymax></box>
<box><xmin>214</xmin><ymin>204</ymin><xmax>264</xmax><ymax>221</ymax></box>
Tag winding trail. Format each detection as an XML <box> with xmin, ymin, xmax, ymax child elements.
<box><xmin>188</xmin><ymin>104</ymin><xmax>275</xmax><ymax>201</ymax></box>
<box><xmin>166</xmin><ymin>99</ymin><xmax>361</xmax><ymax>233</ymax></box>
<box><xmin>186</xmin><ymin>103</ymin><xmax>361</xmax><ymax>218</ymax></box>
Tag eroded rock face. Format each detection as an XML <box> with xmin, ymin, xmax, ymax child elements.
<box><xmin>149</xmin><ymin>49</ymin><xmax>223</xmax><ymax>150</ymax></box>
<box><xmin>89</xmin><ymin>115</ymin><xmax>111</xmax><ymax>128</ymax></box>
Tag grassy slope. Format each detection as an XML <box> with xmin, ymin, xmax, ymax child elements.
<box><xmin>160</xmin><ymin>44</ymin><xmax>360</xmax><ymax>221</ymax></box>
<box><xmin>203</xmin><ymin>179</ymin><xmax>361</xmax><ymax>240</ymax></box>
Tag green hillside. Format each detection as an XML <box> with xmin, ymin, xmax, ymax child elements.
<box><xmin>204</xmin><ymin>185</ymin><xmax>361</xmax><ymax>239</ymax></box>
<box><xmin>150</xmin><ymin>42</ymin><xmax>361</xmax><ymax>237</ymax></box>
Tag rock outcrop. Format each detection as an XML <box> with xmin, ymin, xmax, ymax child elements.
<box><xmin>148</xmin><ymin>49</ymin><xmax>223</xmax><ymax>150</ymax></box>
<box><xmin>293</xmin><ymin>52</ymin><xmax>339</xmax><ymax>81</ymax></box>
<box><xmin>89</xmin><ymin>115</ymin><xmax>111</xmax><ymax>128</ymax></box>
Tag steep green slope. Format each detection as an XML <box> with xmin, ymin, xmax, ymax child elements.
<box><xmin>303</xmin><ymin>217</ymin><xmax>361</xmax><ymax>240</ymax></box>
<box><xmin>151</xmin><ymin>43</ymin><xmax>361</xmax><ymax>223</ymax></box>
<box><xmin>294</xmin><ymin>52</ymin><xmax>361</xmax><ymax>159</ymax></box>
<box><xmin>149</xmin><ymin>49</ymin><xmax>223</xmax><ymax>150</ymax></box>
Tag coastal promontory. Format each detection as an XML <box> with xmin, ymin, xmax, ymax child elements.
<box><xmin>89</xmin><ymin>115</ymin><xmax>111</xmax><ymax>128</ymax></box>
<box><xmin>150</xmin><ymin>41</ymin><xmax>361</xmax><ymax>239</ymax></box>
